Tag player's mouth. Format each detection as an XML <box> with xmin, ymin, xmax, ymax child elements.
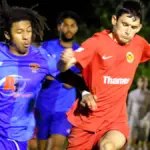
<box><xmin>122</xmin><ymin>37</ymin><xmax>130</xmax><ymax>41</ymax></box>
<box><xmin>65</xmin><ymin>33</ymin><xmax>73</xmax><ymax>38</ymax></box>
<box><xmin>23</xmin><ymin>41</ymin><xmax>30</xmax><ymax>48</ymax></box>
<box><xmin>122</xmin><ymin>36</ymin><xmax>128</xmax><ymax>39</ymax></box>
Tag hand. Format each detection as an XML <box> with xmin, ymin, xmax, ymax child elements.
<box><xmin>80</xmin><ymin>93</ymin><xmax>97</xmax><ymax>110</ymax></box>
<box><xmin>61</xmin><ymin>48</ymin><xmax>74</xmax><ymax>63</ymax></box>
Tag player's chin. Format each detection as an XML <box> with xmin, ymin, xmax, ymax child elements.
<box><xmin>120</xmin><ymin>38</ymin><xmax>130</xmax><ymax>45</ymax></box>
<box><xmin>19</xmin><ymin>48</ymin><xmax>29</xmax><ymax>55</ymax></box>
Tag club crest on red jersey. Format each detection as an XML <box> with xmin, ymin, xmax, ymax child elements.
<box><xmin>126</xmin><ymin>52</ymin><xmax>134</xmax><ymax>63</ymax></box>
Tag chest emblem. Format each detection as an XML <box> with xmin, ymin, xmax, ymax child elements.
<box><xmin>126</xmin><ymin>52</ymin><xmax>134</xmax><ymax>63</ymax></box>
<box><xmin>29</xmin><ymin>63</ymin><xmax>40</xmax><ymax>73</ymax></box>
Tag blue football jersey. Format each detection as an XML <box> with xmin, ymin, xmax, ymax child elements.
<box><xmin>36</xmin><ymin>39</ymin><xmax>80</xmax><ymax>112</ymax></box>
<box><xmin>0</xmin><ymin>42</ymin><xmax>58</xmax><ymax>141</ymax></box>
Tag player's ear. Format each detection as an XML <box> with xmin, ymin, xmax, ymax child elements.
<box><xmin>112</xmin><ymin>15</ymin><xmax>117</xmax><ymax>26</ymax></box>
<box><xmin>57</xmin><ymin>24</ymin><xmax>61</xmax><ymax>32</ymax></box>
<box><xmin>75</xmin><ymin>25</ymin><xmax>79</xmax><ymax>33</ymax></box>
<box><xmin>136</xmin><ymin>24</ymin><xmax>142</xmax><ymax>33</ymax></box>
<box><xmin>4</xmin><ymin>31</ymin><xmax>11</xmax><ymax>40</ymax></box>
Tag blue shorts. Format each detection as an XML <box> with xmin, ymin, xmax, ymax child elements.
<box><xmin>0</xmin><ymin>136</ymin><xmax>27</xmax><ymax>150</ymax></box>
<box><xmin>35</xmin><ymin>109</ymin><xmax>72</xmax><ymax>140</ymax></box>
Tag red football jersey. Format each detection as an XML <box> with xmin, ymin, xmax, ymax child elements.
<box><xmin>67</xmin><ymin>30</ymin><xmax>150</xmax><ymax>132</ymax></box>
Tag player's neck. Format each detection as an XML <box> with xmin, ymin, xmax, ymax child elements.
<box><xmin>109</xmin><ymin>32</ymin><xmax>126</xmax><ymax>46</ymax></box>
<box><xmin>60</xmin><ymin>40</ymin><xmax>73</xmax><ymax>48</ymax></box>
<box><xmin>139</xmin><ymin>88</ymin><xmax>147</xmax><ymax>92</ymax></box>
<box><xmin>9</xmin><ymin>45</ymin><xmax>28</xmax><ymax>56</ymax></box>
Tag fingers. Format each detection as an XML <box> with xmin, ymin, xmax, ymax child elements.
<box><xmin>87</xmin><ymin>95</ymin><xmax>97</xmax><ymax>110</ymax></box>
<box><xmin>61</xmin><ymin>50</ymin><xmax>73</xmax><ymax>58</ymax></box>
<box><xmin>80</xmin><ymin>94</ymin><xmax>97</xmax><ymax>111</ymax></box>
<box><xmin>80</xmin><ymin>100</ymin><xmax>86</xmax><ymax>107</ymax></box>
<box><xmin>61</xmin><ymin>48</ymin><xmax>74</xmax><ymax>63</ymax></box>
<box><xmin>93</xmin><ymin>95</ymin><xmax>97</xmax><ymax>101</ymax></box>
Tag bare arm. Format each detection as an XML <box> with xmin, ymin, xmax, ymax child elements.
<box><xmin>58</xmin><ymin>35</ymin><xmax>99</xmax><ymax>72</ymax></box>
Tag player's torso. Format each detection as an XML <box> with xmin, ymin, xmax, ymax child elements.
<box><xmin>131</xmin><ymin>89</ymin><xmax>150</xmax><ymax>119</ymax></box>
<box><xmin>0</xmin><ymin>44</ymin><xmax>48</xmax><ymax>140</ymax></box>
<box><xmin>37</xmin><ymin>40</ymin><xmax>79</xmax><ymax>112</ymax></box>
<box><xmin>82</xmin><ymin>34</ymin><xmax>145</xmax><ymax>123</ymax></box>
<box><xmin>85</xmin><ymin>35</ymin><xmax>143</xmax><ymax>97</ymax></box>
<box><xmin>0</xmin><ymin>58</ymin><xmax>46</xmax><ymax>102</ymax></box>
<box><xmin>77</xmin><ymin>35</ymin><xmax>145</xmax><ymax>131</ymax></box>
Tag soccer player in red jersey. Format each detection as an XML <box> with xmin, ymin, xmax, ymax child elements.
<box><xmin>58</xmin><ymin>0</ymin><xmax>150</xmax><ymax>150</ymax></box>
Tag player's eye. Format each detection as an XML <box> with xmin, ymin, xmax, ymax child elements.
<box><xmin>16</xmin><ymin>30</ymin><xmax>22</xmax><ymax>34</ymax></box>
<box><xmin>122</xmin><ymin>22</ymin><xmax>128</xmax><ymax>27</ymax></box>
<box><xmin>132</xmin><ymin>26</ymin><xmax>138</xmax><ymax>29</ymax></box>
<box><xmin>27</xmin><ymin>27</ymin><xmax>32</xmax><ymax>32</ymax></box>
<box><xmin>71</xmin><ymin>24</ymin><xmax>77</xmax><ymax>28</ymax></box>
<box><xmin>27</xmin><ymin>30</ymin><xmax>32</xmax><ymax>32</ymax></box>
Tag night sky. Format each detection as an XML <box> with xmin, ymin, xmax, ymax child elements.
<box><xmin>6</xmin><ymin>0</ymin><xmax>148</xmax><ymax>40</ymax></box>
<box><xmin>6</xmin><ymin>0</ymin><xmax>98</xmax><ymax>39</ymax></box>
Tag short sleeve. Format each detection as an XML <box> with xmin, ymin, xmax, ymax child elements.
<box><xmin>41</xmin><ymin>41</ymin><xmax>49</xmax><ymax>50</ymax></box>
<box><xmin>41</xmin><ymin>41</ymin><xmax>52</xmax><ymax>55</ymax></box>
<box><xmin>46</xmin><ymin>54</ymin><xmax>60</xmax><ymax>77</ymax></box>
<box><xmin>38</xmin><ymin>47</ymin><xmax>60</xmax><ymax>77</ymax></box>
<box><xmin>140</xmin><ymin>39</ymin><xmax>150</xmax><ymax>63</ymax></box>
<box><xmin>74</xmin><ymin>35</ymin><xmax>98</xmax><ymax>68</ymax></box>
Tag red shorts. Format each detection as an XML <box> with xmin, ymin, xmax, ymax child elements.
<box><xmin>67</xmin><ymin>122</ymin><xmax>129</xmax><ymax>150</ymax></box>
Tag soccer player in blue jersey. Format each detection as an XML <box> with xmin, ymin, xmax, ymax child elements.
<box><xmin>35</xmin><ymin>11</ymin><xmax>80</xmax><ymax>150</ymax></box>
<box><xmin>0</xmin><ymin>0</ymin><xmax>59</xmax><ymax>150</ymax></box>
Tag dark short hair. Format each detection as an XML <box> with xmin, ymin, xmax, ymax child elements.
<box><xmin>116</xmin><ymin>0</ymin><xmax>144</xmax><ymax>23</ymax></box>
<box><xmin>57</xmin><ymin>11</ymin><xmax>81</xmax><ymax>25</ymax></box>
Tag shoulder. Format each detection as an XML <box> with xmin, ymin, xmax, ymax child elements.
<box><xmin>30</xmin><ymin>45</ymin><xmax>56</xmax><ymax>69</ymax></box>
<box><xmin>0</xmin><ymin>42</ymin><xmax>8</xmax><ymax>51</ymax></box>
<box><xmin>128</xmin><ymin>89</ymin><xmax>138</xmax><ymax>97</ymax></box>
<box><xmin>134</xmin><ymin>35</ymin><xmax>148</xmax><ymax>45</ymax></box>
<box><xmin>0</xmin><ymin>42</ymin><xmax>10</xmax><ymax>57</ymax></box>
<box><xmin>42</xmin><ymin>39</ymin><xmax>59</xmax><ymax>48</ymax></box>
<box><xmin>30</xmin><ymin>45</ymin><xmax>50</xmax><ymax>60</ymax></box>
<box><xmin>80</xmin><ymin>32</ymin><xmax>101</xmax><ymax>47</ymax></box>
<box><xmin>82</xmin><ymin>31</ymin><xmax>105</xmax><ymax>45</ymax></box>
<box><xmin>146</xmin><ymin>89</ymin><xmax>150</xmax><ymax>95</ymax></box>
<box><xmin>72</xmin><ymin>42</ymin><xmax>80</xmax><ymax>51</ymax></box>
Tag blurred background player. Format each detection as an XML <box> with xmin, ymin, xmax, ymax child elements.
<box><xmin>127</xmin><ymin>76</ymin><xmax>150</xmax><ymax>148</ymax></box>
<box><xmin>35</xmin><ymin>11</ymin><xmax>80</xmax><ymax>150</ymax></box>
<box><xmin>0</xmin><ymin>0</ymin><xmax>59</xmax><ymax>150</ymax></box>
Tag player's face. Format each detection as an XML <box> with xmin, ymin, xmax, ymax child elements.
<box><xmin>58</xmin><ymin>18</ymin><xmax>78</xmax><ymax>42</ymax></box>
<box><xmin>6</xmin><ymin>20</ymin><xmax>32</xmax><ymax>55</ymax></box>
<box><xmin>112</xmin><ymin>13</ymin><xmax>142</xmax><ymax>44</ymax></box>
<box><xmin>137</xmin><ymin>78</ymin><xmax>148</xmax><ymax>89</ymax></box>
